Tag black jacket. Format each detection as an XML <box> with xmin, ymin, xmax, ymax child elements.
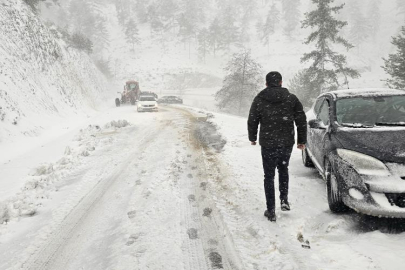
<box><xmin>248</xmin><ymin>86</ymin><xmax>307</xmax><ymax>148</ymax></box>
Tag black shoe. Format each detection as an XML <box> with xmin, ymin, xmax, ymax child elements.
<box><xmin>264</xmin><ymin>210</ymin><xmax>276</xmax><ymax>222</ymax></box>
<box><xmin>281</xmin><ymin>200</ymin><xmax>290</xmax><ymax>211</ymax></box>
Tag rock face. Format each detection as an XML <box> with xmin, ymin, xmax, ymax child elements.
<box><xmin>0</xmin><ymin>0</ymin><xmax>108</xmax><ymax>144</ymax></box>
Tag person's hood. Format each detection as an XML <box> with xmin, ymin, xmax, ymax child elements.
<box><xmin>257</xmin><ymin>87</ymin><xmax>290</xmax><ymax>104</ymax></box>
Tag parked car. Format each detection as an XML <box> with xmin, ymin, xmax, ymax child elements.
<box><xmin>137</xmin><ymin>95</ymin><xmax>158</xmax><ymax>112</ymax></box>
<box><xmin>303</xmin><ymin>89</ymin><xmax>405</xmax><ymax>218</ymax></box>
<box><xmin>158</xmin><ymin>96</ymin><xmax>183</xmax><ymax>104</ymax></box>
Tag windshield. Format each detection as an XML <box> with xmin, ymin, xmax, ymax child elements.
<box><xmin>128</xmin><ymin>83</ymin><xmax>138</xmax><ymax>90</ymax></box>
<box><xmin>140</xmin><ymin>97</ymin><xmax>156</xmax><ymax>101</ymax></box>
<box><xmin>336</xmin><ymin>95</ymin><xmax>405</xmax><ymax>126</ymax></box>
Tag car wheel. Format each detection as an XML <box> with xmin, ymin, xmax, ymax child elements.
<box><xmin>325</xmin><ymin>160</ymin><xmax>349</xmax><ymax>213</ymax></box>
<box><xmin>130</xmin><ymin>97</ymin><xmax>136</xmax><ymax>105</ymax></box>
<box><xmin>302</xmin><ymin>148</ymin><xmax>314</xmax><ymax>167</ymax></box>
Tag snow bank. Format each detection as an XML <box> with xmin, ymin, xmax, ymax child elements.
<box><xmin>194</xmin><ymin>120</ymin><xmax>227</xmax><ymax>152</ymax></box>
<box><xmin>0</xmin><ymin>120</ymin><xmax>130</xmax><ymax>225</ymax></box>
<box><xmin>0</xmin><ymin>0</ymin><xmax>109</xmax><ymax>145</ymax></box>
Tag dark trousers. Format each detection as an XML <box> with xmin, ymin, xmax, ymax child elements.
<box><xmin>261</xmin><ymin>146</ymin><xmax>293</xmax><ymax>211</ymax></box>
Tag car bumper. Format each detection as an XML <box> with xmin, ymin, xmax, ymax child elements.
<box><xmin>331</xmin><ymin>155</ymin><xmax>405</xmax><ymax>218</ymax></box>
<box><xmin>138</xmin><ymin>107</ymin><xmax>158</xmax><ymax>111</ymax></box>
<box><xmin>344</xmin><ymin>192</ymin><xmax>405</xmax><ymax>218</ymax></box>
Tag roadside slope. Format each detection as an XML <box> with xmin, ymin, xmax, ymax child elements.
<box><xmin>0</xmin><ymin>0</ymin><xmax>109</xmax><ymax>151</ymax></box>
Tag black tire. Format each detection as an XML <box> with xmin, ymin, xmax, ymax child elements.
<box><xmin>302</xmin><ymin>148</ymin><xmax>314</xmax><ymax>167</ymax></box>
<box><xmin>325</xmin><ymin>160</ymin><xmax>349</xmax><ymax>213</ymax></box>
<box><xmin>130</xmin><ymin>97</ymin><xmax>136</xmax><ymax>105</ymax></box>
<box><xmin>115</xmin><ymin>98</ymin><xmax>120</xmax><ymax>107</ymax></box>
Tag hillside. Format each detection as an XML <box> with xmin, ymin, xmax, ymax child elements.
<box><xmin>0</xmin><ymin>0</ymin><xmax>110</xmax><ymax>151</ymax></box>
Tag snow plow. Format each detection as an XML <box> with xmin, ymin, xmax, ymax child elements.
<box><xmin>115</xmin><ymin>80</ymin><xmax>141</xmax><ymax>107</ymax></box>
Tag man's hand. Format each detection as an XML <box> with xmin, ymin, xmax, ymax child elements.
<box><xmin>297</xmin><ymin>144</ymin><xmax>305</xmax><ymax>150</ymax></box>
<box><xmin>251</xmin><ymin>141</ymin><xmax>257</xmax><ymax>146</ymax></box>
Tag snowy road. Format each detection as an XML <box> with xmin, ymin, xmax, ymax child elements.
<box><xmin>1</xmin><ymin>105</ymin><xmax>405</xmax><ymax>270</ymax></box>
<box><xmin>1</xmin><ymin>106</ymin><xmax>240</xmax><ymax>270</ymax></box>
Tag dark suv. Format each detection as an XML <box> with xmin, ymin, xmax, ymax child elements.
<box><xmin>303</xmin><ymin>89</ymin><xmax>405</xmax><ymax>218</ymax></box>
<box><xmin>158</xmin><ymin>96</ymin><xmax>183</xmax><ymax>104</ymax></box>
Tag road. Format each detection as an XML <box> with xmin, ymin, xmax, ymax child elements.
<box><xmin>1</xmin><ymin>105</ymin><xmax>405</xmax><ymax>270</ymax></box>
<box><xmin>1</xmin><ymin>106</ymin><xmax>241</xmax><ymax>270</ymax></box>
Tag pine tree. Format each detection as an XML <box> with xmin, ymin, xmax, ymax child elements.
<box><xmin>282</xmin><ymin>0</ymin><xmax>301</xmax><ymax>38</ymax></box>
<box><xmin>125</xmin><ymin>19</ymin><xmax>140</xmax><ymax>51</ymax></box>
<box><xmin>347</xmin><ymin>1</ymin><xmax>370</xmax><ymax>48</ymax></box>
<box><xmin>197</xmin><ymin>28</ymin><xmax>209</xmax><ymax>63</ymax></box>
<box><xmin>288</xmin><ymin>70</ymin><xmax>315</xmax><ymax>108</ymax></box>
<box><xmin>68</xmin><ymin>1</ymin><xmax>96</xmax><ymax>37</ymax></box>
<box><xmin>367</xmin><ymin>0</ymin><xmax>381</xmax><ymax>40</ymax></box>
<box><xmin>148</xmin><ymin>3</ymin><xmax>164</xmax><ymax>36</ymax></box>
<box><xmin>259</xmin><ymin>3</ymin><xmax>280</xmax><ymax>52</ymax></box>
<box><xmin>208</xmin><ymin>18</ymin><xmax>223</xmax><ymax>56</ymax></box>
<box><xmin>160</xmin><ymin>0</ymin><xmax>178</xmax><ymax>31</ymax></box>
<box><xmin>219</xmin><ymin>4</ymin><xmax>240</xmax><ymax>49</ymax></box>
<box><xmin>382</xmin><ymin>26</ymin><xmax>405</xmax><ymax>89</ymax></box>
<box><xmin>115</xmin><ymin>0</ymin><xmax>134</xmax><ymax>25</ymax></box>
<box><xmin>70</xmin><ymin>32</ymin><xmax>93</xmax><ymax>54</ymax></box>
<box><xmin>135</xmin><ymin>0</ymin><xmax>148</xmax><ymax>24</ymax></box>
<box><xmin>301</xmin><ymin>0</ymin><xmax>360</xmax><ymax>95</ymax></box>
<box><xmin>215</xmin><ymin>51</ymin><xmax>263</xmax><ymax>116</ymax></box>
<box><xmin>23</xmin><ymin>0</ymin><xmax>42</xmax><ymax>13</ymax></box>
<box><xmin>24</xmin><ymin>0</ymin><xmax>60</xmax><ymax>13</ymax></box>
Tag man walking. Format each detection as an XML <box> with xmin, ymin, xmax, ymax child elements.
<box><xmin>248</xmin><ymin>71</ymin><xmax>307</xmax><ymax>222</ymax></box>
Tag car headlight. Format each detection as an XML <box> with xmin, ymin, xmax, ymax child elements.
<box><xmin>336</xmin><ymin>149</ymin><xmax>390</xmax><ymax>176</ymax></box>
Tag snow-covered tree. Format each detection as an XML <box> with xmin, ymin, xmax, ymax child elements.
<box><xmin>115</xmin><ymin>0</ymin><xmax>134</xmax><ymax>25</ymax></box>
<box><xmin>282</xmin><ymin>0</ymin><xmax>300</xmax><ymax>38</ymax></box>
<box><xmin>24</xmin><ymin>0</ymin><xmax>59</xmax><ymax>13</ymax></box>
<box><xmin>125</xmin><ymin>19</ymin><xmax>140</xmax><ymax>51</ymax></box>
<box><xmin>70</xmin><ymin>32</ymin><xmax>93</xmax><ymax>54</ymax></box>
<box><xmin>215</xmin><ymin>51</ymin><xmax>262</xmax><ymax>116</ymax></box>
<box><xmin>68</xmin><ymin>1</ymin><xmax>96</xmax><ymax>37</ymax></box>
<box><xmin>160</xmin><ymin>0</ymin><xmax>179</xmax><ymax>31</ymax></box>
<box><xmin>148</xmin><ymin>4</ymin><xmax>164</xmax><ymax>36</ymax></box>
<box><xmin>367</xmin><ymin>0</ymin><xmax>381</xmax><ymax>40</ymax></box>
<box><xmin>258</xmin><ymin>3</ymin><xmax>280</xmax><ymax>52</ymax></box>
<box><xmin>301</xmin><ymin>0</ymin><xmax>360</xmax><ymax>94</ymax></box>
<box><xmin>208</xmin><ymin>18</ymin><xmax>223</xmax><ymax>56</ymax></box>
<box><xmin>135</xmin><ymin>0</ymin><xmax>148</xmax><ymax>23</ymax></box>
<box><xmin>219</xmin><ymin>4</ymin><xmax>240</xmax><ymax>49</ymax></box>
<box><xmin>347</xmin><ymin>1</ymin><xmax>370</xmax><ymax>48</ymax></box>
<box><xmin>382</xmin><ymin>26</ymin><xmax>405</xmax><ymax>89</ymax></box>
<box><xmin>288</xmin><ymin>69</ymin><xmax>316</xmax><ymax>108</ymax></box>
<box><xmin>197</xmin><ymin>28</ymin><xmax>209</xmax><ymax>63</ymax></box>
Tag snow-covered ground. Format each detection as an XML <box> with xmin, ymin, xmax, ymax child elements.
<box><xmin>1</xmin><ymin>104</ymin><xmax>404</xmax><ymax>270</ymax></box>
<box><xmin>1</xmin><ymin>1</ymin><xmax>405</xmax><ymax>269</ymax></box>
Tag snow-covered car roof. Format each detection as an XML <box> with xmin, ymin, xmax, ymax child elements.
<box><xmin>324</xmin><ymin>88</ymin><xmax>405</xmax><ymax>99</ymax></box>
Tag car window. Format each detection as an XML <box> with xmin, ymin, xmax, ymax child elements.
<box><xmin>313</xmin><ymin>98</ymin><xmax>325</xmax><ymax>115</ymax></box>
<box><xmin>317</xmin><ymin>99</ymin><xmax>330</xmax><ymax>126</ymax></box>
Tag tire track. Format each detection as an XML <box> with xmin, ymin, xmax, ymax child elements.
<box><xmin>20</xmin><ymin>124</ymin><xmax>165</xmax><ymax>270</ymax></box>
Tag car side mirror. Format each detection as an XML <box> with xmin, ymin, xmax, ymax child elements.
<box><xmin>308</xmin><ymin>119</ymin><xmax>325</xmax><ymax>129</ymax></box>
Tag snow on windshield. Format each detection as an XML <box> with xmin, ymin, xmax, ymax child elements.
<box><xmin>336</xmin><ymin>96</ymin><xmax>405</xmax><ymax>126</ymax></box>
